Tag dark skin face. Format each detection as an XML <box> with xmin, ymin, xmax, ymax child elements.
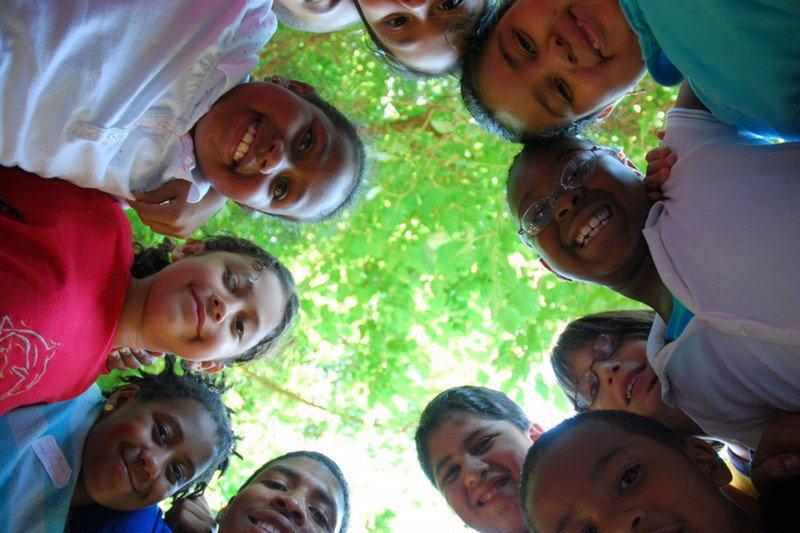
<box><xmin>478</xmin><ymin>0</ymin><xmax>645</xmax><ymax>135</ymax></box>
<box><xmin>526</xmin><ymin>422</ymin><xmax>760</xmax><ymax>533</ymax></box>
<box><xmin>507</xmin><ymin>137</ymin><xmax>652</xmax><ymax>288</ymax></box>
<box><xmin>218</xmin><ymin>456</ymin><xmax>345</xmax><ymax>533</ymax></box>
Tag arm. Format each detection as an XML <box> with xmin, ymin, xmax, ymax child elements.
<box><xmin>674</xmin><ymin>81</ymin><xmax>709</xmax><ymax>111</ymax></box>
<box><xmin>129</xmin><ymin>181</ymin><xmax>226</xmax><ymax>238</ymax></box>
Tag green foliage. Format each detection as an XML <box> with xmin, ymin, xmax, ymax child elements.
<box><xmin>128</xmin><ymin>25</ymin><xmax>674</xmax><ymax>531</ymax></box>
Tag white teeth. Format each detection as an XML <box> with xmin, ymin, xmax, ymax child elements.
<box><xmin>232</xmin><ymin>123</ymin><xmax>257</xmax><ymax>164</ymax></box>
<box><xmin>626</xmin><ymin>373</ymin><xmax>641</xmax><ymax>401</ymax></box>
<box><xmin>575</xmin><ymin>206</ymin><xmax>612</xmax><ymax>247</ymax></box>
<box><xmin>252</xmin><ymin>520</ymin><xmax>278</xmax><ymax>533</ymax></box>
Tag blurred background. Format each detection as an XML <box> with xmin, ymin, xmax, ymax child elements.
<box><xmin>120</xmin><ymin>24</ymin><xmax>675</xmax><ymax>532</ymax></box>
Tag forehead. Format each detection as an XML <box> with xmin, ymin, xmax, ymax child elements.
<box><xmin>507</xmin><ymin>139</ymin><xmax>592</xmax><ymax>215</ymax></box>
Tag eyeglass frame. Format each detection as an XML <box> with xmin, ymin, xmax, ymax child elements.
<box><xmin>517</xmin><ymin>146</ymin><xmax>619</xmax><ymax>249</ymax></box>
<box><xmin>573</xmin><ymin>332</ymin><xmax>622</xmax><ymax>411</ymax></box>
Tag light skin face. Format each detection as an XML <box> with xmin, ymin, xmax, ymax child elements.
<box><xmin>358</xmin><ymin>0</ymin><xmax>486</xmax><ymax>74</ymax></box>
<box><xmin>507</xmin><ymin>138</ymin><xmax>651</xmax><ymax>287</ymax></box>
<box><xmin>193</xmin><ymin>79</ymin><xmax>358</xmax><ymax>221</ymax></box>
<box><xmin>526</xmin><ymin>423</ymin><xmax>759</xmax><ymax>533</ymax></box>
<box><xmin>479</xmin><ymin>0</ymin><xmax>645</xmax><ymax>135</ymax></box>
<box><xmin>218</xmin><ymin>456</ymin><xmax>345</xmax><ymax>533</ymax></box>
<box><xmin>75</xmin><ymin>386</ymin><xmax>218</xmax><ymax>511</ymax></box>
<box><xmin>118</xmin><ymin>241</ymin><xmax>286</xmax><ymax>371</ymax></box>
<box><xmin>426</xmin><ymin>414</ymin><xmax>543</xmax><ymax>533</ymax></box>
<box><xmin>274</xmin><ymin>0</ymin><xmax>360</xmax><ymax>33</ymax></box>
<box><xmin>565</xmin><ymin>336</ymin><xmax>700</xmax><ymax>434</ymax></box>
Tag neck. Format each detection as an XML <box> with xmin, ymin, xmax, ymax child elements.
<box><xmin>70</xmin><ymin>473</ymin><xmax>94</xmax><ymax>508</ymax></box>
<box><xmin>114</xmin><ymin>277</ymin><xmax>151</xmax><ymax>350</ymax></box>
<box><xmin>611</xmin><ymin>252</ymin><xmax>672</xmax><ymax>322</ymax></box>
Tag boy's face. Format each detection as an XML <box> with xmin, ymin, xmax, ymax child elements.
<box><xmin>357</xmin><ymin>0</ymin><xmax>486</xmax><ymax>74</ymax></box>
<box><xmin>193</xmin><ymin>80</ymin><xmax>358</xmax><ymax>221</ymax></box>
<box><xmin>426</xmin><ymin>414</ymin><xmax>536</xmax><ymax>533</ymax></box>
<box><xmin>218</xmin><ymin>456</ymin><xmax>345</xmax><ymax>533</ymax></box>
<box><xmin>274</xmin><ymin>0</ymin><xmax>360</xmax><ymax>33</ymax></box>
<box><xmin>478</xmin><ymin>0</ymin><xmax>644</xmax><ymax>135</ymax></box>
<box><xmin>526</xmin><ymin>423</ymin><xmax>746</xmax><ymax>533</ymax></box>
<box><xmin>566</xmin><ymin>335</ymin><xmax>698</xmax><ymax>432</ymax></box>
<box><xmin>81</xmin><ymin>389</ymin><xmax>217</xmax><ymax>510</ymax></box>
<box><xmin>507</xmin><ymin>138</ymin><xmax>651</xmax><ymax>287</ymax></box>
<box><xmin>140</xmin><ymin>246</ymin><xmax>286</xmax><ymax>366</ymax></box>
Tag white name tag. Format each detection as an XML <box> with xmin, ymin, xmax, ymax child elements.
<box><xmin>32</xmin><ymin>435</ymin><xmax>73</xmax><ymax>489</ymax></box>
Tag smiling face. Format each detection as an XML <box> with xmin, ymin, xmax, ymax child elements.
<box><xmin>526</xmin><ymin>422</ymin><xmax>752</xmax><ymax>533</ymax></box>
<box><xmin>565</xmin><ymin>335</ymin><xmax>699</xmax><ymax>433</ymax></box>
<box><xmin>507</xmin><ymin>138</ymin><xmax>651</xmax><ymax>287</ymax></box>
<box><xmin>219</xmin><ymin>456</ymin><xmax>345</xmax><ymax>533</ymax></box>
<box><xmin>193</xmin><ymin>80</ymin><xmax>358</xmax><ymax>221</ymax></box>
<box><xmin>478</xmin><ymin>0</ymin><xmax>644</xmax><ymax>135</ymax></box>
<box><xmin>357</xmin><ymin>0</ymin><xmax>486</xmax><ymax>74</ymax></box>
<box><xmin>139</xmin><ymin>246</ymin><xmax>286</xmax><ymax>364</ymax></box>
<box><xmin>426</xmin><ymin>414</ymin><xmax>534</xmax><ymax>533</ymax></box>
<box><xmin>80</xmin><ymin>388</ymin><xmax>217</xmax><ymax>510</ymax></box>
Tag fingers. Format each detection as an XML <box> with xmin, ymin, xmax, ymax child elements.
<box><xmin>656</xmin><ymin>130</ymin><xmax>665</xmax><ymax>141</ymax></box>
<box><xmin>131</xmin><ymin>179</ymin><xmax>190</xmax><ymax>204</ymax></box>
<box><xmin>128</xmin><ymin>201</ymin><xmax>192</xmax><ymax>238</ymax></box>
<box><xmin>645</xmin><ymin>146</ymin><xmax>670</xmax><ymax>163</ymax></box>
<box><xmin>752</xmin><ymin>454</ymin><xmax>800</xmax><ymax>492</ymax></box>
<box><xmin>106</xmin><ymin>348</ymin><xmax>162</xmax><ymax>372</ymax></box>
<box><xmin>106</xmin><ymin>350</ymin><xmax>127</xmax><ymax>372</ymax></box>
<box><xmin>645</xmin><ymin>154</ymin><xmax>677</xmax><ymax>177</ymax></box>
<box><xmin>165</xmin><ymin>496</ymin><xmax>216</xmax><ymax>533</ymax></box>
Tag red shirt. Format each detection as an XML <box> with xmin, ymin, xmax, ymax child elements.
<box><xmin>0</xmin><ymin>168</ymin><xmax>133</xmax><ymax>414</ymax></box>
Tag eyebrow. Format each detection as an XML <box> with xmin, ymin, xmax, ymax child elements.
<box><xmin>433</xmin><ymin>425</ymin><xmax>490</xmax><ymax>481</ymax></box>
<box><xmin>589</xmin><ymin>446</ymin><xmax>627</xmax><ymax>482</ymax></box>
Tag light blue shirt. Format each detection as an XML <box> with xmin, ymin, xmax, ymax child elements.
<box><xmin>620</xmin><ymin>0</ymin><xmax>800</xmax><ymax>140</ymax></box>
<box><xmin>0</xmin><ymin>386</ymin><xmax>102</xmax><ymax>532</ymax></box>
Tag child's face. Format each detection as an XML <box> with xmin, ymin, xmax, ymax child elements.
<box><xmin>507</xmin><ymin>138</ymin><xmax>651</xmax><ymax>287</ymax></box>
<box><xmin>478</xmin><ymin>0</ymin><xmax>644</xmax><ymax>135</ymax></box>
<box><xmin>218</xmin><ymin>456</ymin><xmax>345</xmax><ymax>533</ymax></box>
<box><xmin>426</xmin><ymin>414</ymin><xmax>535</xmax><ymax>533</ymax></box>
<box><xmin>140</xmin><ymin>245</ymin><xmax>286</xmax><ymax>365</ymax></box>
<box><xmin>358</xmin><ymin>0</ymin><xmax>486</xmax><ymax>74</ymax></box>
<box><xmin>526</xmin><ymin>423</ymin><xmax>744</xmax><ymax>533</ymax></box>
<box><xmin>565</xmin><ymin>334</ymin><xmax>697</xmax><ymax>432</ymax></box>
<box><xmin>81</xmin><ymin>387</ymin><xmax>217</xmax><ymax>510</ymax></box>
<box><xmin>193</xmin><ymin>80</ymin><xmax>358</xmax><ymax>221</ymax></box>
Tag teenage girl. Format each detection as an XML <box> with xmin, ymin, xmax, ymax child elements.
<box><xmin>0</xmin><ymin>168</ymin><xmax>299</xmax><ymax>414</ymax></box>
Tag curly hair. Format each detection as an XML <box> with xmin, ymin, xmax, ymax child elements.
<box><xmin>131</xmin><ymin>236</ymin><xmax>299</xmax><ymax>364</ymax></box>
<box><xmin>108</xmin><ymin>356</ymin><xmax>236</xmax><ymax>501</ymax></box>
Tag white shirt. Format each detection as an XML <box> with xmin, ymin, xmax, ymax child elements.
<box><xmin>643</xmin><ymin>108</ymin><xmax>800</xmax><ymax>449</ymax></box>
<box><xmin>0</xmin><ymin>0</ymin><xmax>276</xmax><ymax>202</ymax></box>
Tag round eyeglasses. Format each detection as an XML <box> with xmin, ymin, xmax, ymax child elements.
<box><xmin>574</xmin><ymin>332</ymin><xmax>621</xmax><ymax>411</ymax></box>
<box><xmin>517</xmin><ymin>146</ymin><xmax>603</xmax><ymax>249</ymax></box>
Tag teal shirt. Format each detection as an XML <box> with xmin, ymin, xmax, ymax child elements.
<box><xmin>619</xmin><ymin>0</ymin><xmax>800</xmax><ymax>140</ymax></box>
<box><xmin>664</xmin><ymin>297</ymin><xmax>695</xmax><ymax>343</ymax></box>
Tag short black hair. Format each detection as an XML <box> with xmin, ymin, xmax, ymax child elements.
<box><xmin>550</xmin><ymin>311</ymin><xmax>655</xmax><ymax>411</ymax></box>
<box><xmin>131</xmin><ymin>236</ymin><xmax>300</xmax><ymax>365</ymax></box>
<box><xmin>353</xmin><ymin>0</ymin><xmax>477</xmax><ymax>78</ymax></box>
<box><xmin>110</xmin><ymin>356</ymin><xmax>236</xmax><ymax>501</ymax></box>
<box><xmin>519</xmin><ymin>411</ymin><xmax>687</xmax><ymax>532</ymax></box>
<box><xmin>460</xmin><ymin>0</ymin><xmax>601</xmax><ymax>142</ymax></box>
<box><xmin>236</xmin><ymin>451</ymin><xmax>351</xmax><ymax>532</ymax></box>
<box><xmin>415</xmin><ymin>386</ymin><xmax>530</xmax><ymax>485</ymax></box>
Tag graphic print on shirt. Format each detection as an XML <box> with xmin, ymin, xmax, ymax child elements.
<box><xmin>0</xmin><ymin>316</ymin><xmax>59</xmax><ymax>401</ymax></box>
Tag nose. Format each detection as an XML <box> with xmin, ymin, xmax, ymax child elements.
<box><xmin>463</xmin><ymin>456</ymin><xmax>488</xmax><ymax>488</ymax></box>
<box><xmin>258</xmin><ymin>138</ymin><xmax>286</xmax><ymax>175</ymax></box>
<box><xmin>272</xmin><ymin>493</ymin><xmax>307</xmax><ymax>526</ymax></box>
<box><xmin>610</xmin><ymin>508</ymin><xmax>644</xmax><ymax>532</ymax></box>
<box><xmin>551</xmin><ymin>34</ymin><xmax>577</xmax><ymax>65</ymax></box>
<box><xmin>554</xmin><ymin>189</ymin><xmax>582</xmax><ymax>220</ymax></box>
<box><xmin>595</xmin><ymin>360</ymin><xmax>621</xmax><ymax>386</ymax></box>
<box><xmin>140</xmin><ymin>449</ymin><xmax>162</xmax><ymax>480</ymax></box>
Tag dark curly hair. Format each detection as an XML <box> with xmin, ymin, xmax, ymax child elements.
<box><xmin>460</xmin><ymin>0</ymin><xmax>601</xmax><ymax>142</ymax></box>
<box><xmin>130</xmin><ymin>236</ymin><xmax>299</xmax><ymax>364</ymax></box>
<box><xmin>106</xmin><ymin>356</ymin><xmax>236</xmax><ymax>501</ymax></box>
<box><xmin>234</xmin><ymin>450</ymin><xmax>351</xmax><ymax>532</ymax></box>
<box><xmin>415</xmin><ymin>385</ymin><xmax>530</xmax><ymax>486</ymax></box>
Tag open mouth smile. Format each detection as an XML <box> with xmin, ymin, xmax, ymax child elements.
<box><xmin>574</xmin><ymin>204</ymin><xmax>612</xmax><ymax>248</ymax></box>
<box><xmin>473</xmin><ymin>475</ymin><xmax>510</xmax><ymax>509</ymax></box>
<box><xmin>246</xmin><ymin>510</ymin><xmax>294</xmax><ymax>533</ymax></box>
<box><xmin>232</xmin><ymin>119</ymin><xmax>259</xmax><ymax>166</ymax></box>
<box><xmin>570</xmin><ymin>10</ymin><xmax>606</xmax><ymax>59</ymax></box>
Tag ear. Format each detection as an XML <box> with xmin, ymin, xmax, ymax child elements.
<box><xmin>685</xmin><ymin>438</ymin><xmax>733</xmax><ymax>487</ymax></box>
<box><xmin>171</xmin><ymin>240</ymin><xmax>206</xmax><ymax>261</ymax></box>
<box><xmin>184</xmin><ymin>360</ymin><xmax>225</xmax><ymax>374</ymax></box>
<box><xmin>596</xmin><ymin>104</ymin><xmax>617</xmax><ymax>122</ymax></box>
<box><xmin>105</xmin><ymin>385</ymin><xmax>141</xmax><ymax>411</ymax></box>
<box><xmin>539</xmin><ymin>257</ymin><xmax>572</xmax><ymax>282</ymax></box>
<box><xmin>529</xmin><ymin>422</ymin><xmax>545</xmax><ymax>443</ymax></box>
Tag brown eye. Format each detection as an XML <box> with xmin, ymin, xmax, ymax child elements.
<box><xmin>385</xmin><ymin>15</ymin><xmax>408</xmax><ymax>28</ymax></box>
<box><xmin>296</xmin><ymin>129</ymin><xmax>313</xmax><ymax>153</ymax></box>
<box><xmin>273</xmin><ymin>177</ymin><xmax>289</xmax><ymax>201</ymax></box>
